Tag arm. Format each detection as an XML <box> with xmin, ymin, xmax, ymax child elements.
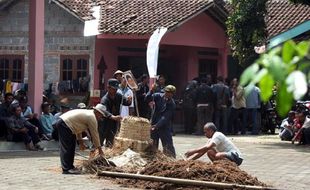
<box><xmin>154</xmin><ymin>102</ymin><xmax>175</xmax><ymax>129</ymax></box>
<box><xmin>185</xmin><ymin>141</ymin><xmax>216</xmax><ymax>160</ymax></box>
<box><xmin>88</xmin><ymin>119</ymin><xmax>103</xmax><ymax>155</ymax></box>
<box><xmin>235</xmin><ymin>86</ymin><xmax>244</xmax><ymax>100</ymax></box>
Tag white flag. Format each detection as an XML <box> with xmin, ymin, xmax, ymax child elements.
<box><xmin>146</xmin><ymin>27</ymin><xmax>167</xmax><ymax>78</ymax></box>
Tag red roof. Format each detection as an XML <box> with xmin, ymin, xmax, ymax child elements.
<box><xmin>267</xmin><ymin>0</ymin><xmax>310</xmax><ymax>38</ymax></box>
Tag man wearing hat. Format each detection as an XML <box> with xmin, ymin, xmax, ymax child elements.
<box><xmin>100</xmin><ymin>78</ymin><xmax>132</xmax><ymax>147</ymax></box>
<box><xmin>145</xmin><ymin>84</ymin><xmax>177</xmax><ymax>158</ymax></box>
<box><xmin>185</xmin><ymin>122</ymin><xmax>243</xmax><ymax>166</ymax></box>
<box><xmin>57</xmin><ymin>103</ymin><xmax>107</xmax><ymax>174</ymax></box>
<box><xmin>114</xmin><ymin>70</ymin><xmax>123</xmax><ymax>83</ymax></box>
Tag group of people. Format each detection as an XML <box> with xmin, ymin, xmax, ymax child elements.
<box><xmin>182</xmin><ymin>76</ymin><xmax>261</xmax><ymax>136</ymax></box>
<box><xmin>279</xmin><ymin>108</ymin><xmax>310</xmax><ymax>145</ymax></box>
<box><xmin>0</xmin><ymin>90</ymin><xmax>89</xmax><ymax>150</ymax></box>
<box><xmin>0</xmin><ymin>70</ymin><xmax>244</xmax><ymax>174</ymax></box>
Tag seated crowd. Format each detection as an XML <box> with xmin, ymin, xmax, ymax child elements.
<box><xmin>279</xmin><ymin>107</ymin><xmax>310</xmax><ymax>145</ymax></box>
<box><xmin>0</xmin><ymin>91</ymin><xmax>87</xmax><ymax>150</ymax></box>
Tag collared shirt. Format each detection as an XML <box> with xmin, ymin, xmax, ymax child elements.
<box><xmin>60</xmin><ymin>109</ymin><xmax>101</xmax><ymax>148</ymax></box>
<box><xmin>100</xmin><ymin>91</ymin><xmax>131</xmax><ymax>117</ymax></box>
<box><xmin>40</xmin><ymin>113</ymin><xmax>55</xmax><ymax>135</ymax></box>
<box><xmin>145</xmin><ymin>92</ymin><xmax>176</xmax><ymax>129</ymax></box>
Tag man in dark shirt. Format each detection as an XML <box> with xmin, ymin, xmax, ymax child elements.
<box><xmin>0</xmin><ymin>93</ymin><xmax>14</xmax><ymax>138</ymax></box>
<box><xmin>6</xmin><ymin>104</ymin><xmax>42</xmax><ymax>150</ymax></box>
<box><xmin>194</xmin><ymin>78</ymin><xmax>216</xmax><ymax>135</ymax></box>
<box><xmin>212</xmin><ymin>76</ymin><xmax>231</xmax><ymax>134</ymax></box>
<box><xmin>136</xmin><ymin>74</ymin><xmax>150</xmax><ymax>119</ymax></box>
<box><xmin>100</xmin><ymin>78</ymin><xmax>132</xmax><ymax>147</ymax></box>
<box><xmin>145</xmin><ymin>85</ymin><xmax>176</xmax><ymax>158</ymax></box>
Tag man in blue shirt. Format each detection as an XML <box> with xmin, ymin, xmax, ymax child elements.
<box><xmin>145</xmin><ymin>85</ymin><xmax>176</xmax><ymax>158</ymax></box>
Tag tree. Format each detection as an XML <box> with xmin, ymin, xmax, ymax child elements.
<box><xmin>226</xmin><ymin>0</ymin><xmax>268</xmax><ymax>66</ymax></box>
<box><xmin>240</xmin><ymin>41</ymin><xmax>310</xmax><ymax>117</ymax></box>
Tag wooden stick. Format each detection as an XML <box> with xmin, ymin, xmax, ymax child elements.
<box><xmin>97</xmin><ymin>170</ymin><xmax>276</xmax><ymax>190</ymax></box>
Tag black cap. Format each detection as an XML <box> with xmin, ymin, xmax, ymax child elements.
<box><xmin>108</xmin><ymin>78</ymin><xmax>119</xmax><ymax>89</ymax></box>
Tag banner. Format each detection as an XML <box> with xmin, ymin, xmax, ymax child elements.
<box><xmin>146</xmin><ymin>27</ymin><xmax>168</xmax><ymax>78</ymax></box>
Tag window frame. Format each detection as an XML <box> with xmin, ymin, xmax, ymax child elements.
<box><xmin>0</xmin><ymin>55</ymin><xmax>24</xmax><ymax>82</ymax></box>
<box><xmin>60</xmin><ymin>55</ymin><xmax>89</xmax><ymax>81</ymax></box>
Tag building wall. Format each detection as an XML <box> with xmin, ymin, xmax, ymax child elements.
<box><xmin>0</xmin><ymin>0</ymin><xmax>95</xmax><ymax>90</ymax></box>
<box><xmin>95</xmin><ymin>12</ymin><xmax>228</xmax><ymax>92</ymax></box>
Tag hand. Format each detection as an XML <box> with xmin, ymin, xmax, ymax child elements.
<box><xmin>127</xmin><ymin>96</ymin><xmax>133</xmax><ymax>102</ymax></box>
<box><xmin>151</xmin><ymin>125</ymin><xmax>157</xmax><ymax>131</ymax></box>
<box><xmin>151</xmin><ymin>83</ymin><xmax>157</xmax><ymax>92</ymax></box>
<box><xmin>111</xmin><ymin>115</ymin><xmax>122</xmax><ymax>121</ymax></box>
<box><xmin>148</xmin><ymin>101</ymin><xmax>155</xmax><ymax>108</ymax></box>
<box><xmin>184</xmin><ymin>150</ymin><xmax>194</xmax><ymax>158</ymax></box>
<box><xmin>33</xmin><ymin>113</ymin><xmax>38</xmax><ymax>119</ymax></box>
<box><xmin>98</xmin><ymin>147</ymin><xmax>104</xmax><ymax>156</ymax></box>
<box><xmin>34</xmin><ymin>127</ymin><xmax>39</xmax><ymax>134</ymax></box>
<box><xmin>20</xmin><ymin>127</ymin><xmax>29</xmax><ymax>134</ymax></box>
<box><xmin>78</xmin><ymin>140</ymin><xmax>86</xmax><ymax>151</ymax></box>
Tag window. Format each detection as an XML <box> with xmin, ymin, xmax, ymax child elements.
<box><xmin>198</xmin><ymin>59</ymin><xmax>217</xmax><ymax>78</ymax></box>
<box><xmin>60</xmin><ymin>55</ymin><xmax>89</xmax><ymax>81</ymax></box>
<box><xmin>0</xmin><ymin>55</ymin><xmax>24</xmax><ymax>82</ymax></box>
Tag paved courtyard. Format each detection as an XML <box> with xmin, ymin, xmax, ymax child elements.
<box><xmin>0</xmin><ymin>134</ymin><xmax>309</xmax><ymax>190</ymax></box>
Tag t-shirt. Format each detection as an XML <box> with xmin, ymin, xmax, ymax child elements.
<box><xmin>117</xmin><ymin>87</ymin><xmax>134</xmax><ymax>117</ymax></box>
<box><xmin>60</xmin><ymin>109</ymin><xmax>100</xmax><ymax>148</ymax></box>
<box><xmin>209</xmin><ymin>132</ymin><xmax>242</xmax><ymax>157</ymax></box>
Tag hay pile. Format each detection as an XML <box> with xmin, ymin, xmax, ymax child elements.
<box><xmin>114</xmin><ymin>116</ymin><xmax>152</xmax><ymax>152</ymax></box>
<box><xmin>116</xmin><ymin>159</ymin><xmax>267</xmax><ymax>190</ymax></box>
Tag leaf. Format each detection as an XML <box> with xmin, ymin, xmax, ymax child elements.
<box><xmin>244</xmin><ymin>83</ymin><xmax>255</xmax><ymax>97</ymax></box>
<box><xmin>268</xmin><ymin>56</ymin><xmax>286</xmax><ymax>81</ymax></box>
<box><xmin>240</xmin><ymin>63</ymin><xmax>259</xmax><ymax>86</ymax></box>
<box><xmin>276</xmin><ymin>83</ymin><xmax>294</xmax><ymax>117</ymax></box>
<box><xmin>296</xmin><ymin>41</ymin><xmax>310</xmax><ymax>58</ymax></box>
<box><xmin>298</xmin><ymin>61</ymin><xmax>310</xmax><ymax>72</ymax></box>
<box><xmin>259</xmin><ymin>73</ymin><xmax>274</xmax><ymax>102</ymax></box>
<box><xmin>286</xmin><ymin>71</ymin><xmax>308</xmax><ymax>100</ymax></box>
<box><xmin>252</xmin><ymin>68</ymin><xmax>268</xmax><ymax>84</ymax></box>
<box><xmin>282</xmin><ymin>40</ymin><xmax>296</xmax><ymax>64</ymax></box>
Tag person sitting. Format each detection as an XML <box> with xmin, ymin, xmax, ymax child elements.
<box><xmin>279</xmin><ymin>111</ymin><xmax>295</xmax><ymax>141</ymax></box>
<box><xmin>292</xmin><ymin>109</ymin><xmax>310</xmax><ymax>145</ymax></box>
<box><xmin>6</xmin><ymin>104</ymin><xmax>43</xmax><ymax>151</ymax></box>
<box><xmin>185</xmin><ymin>122</ymin><xmax>243</xmax><ymax>166</ymax></box>
<box><xmin>0</xmin><ymin>93</ymin><xmax>14</xmax><ymax>138</ymax></box>
<box><xmin>39</xmin><ymin>102</ymin><xmax>55</xmax><ymax>140</ymax></box>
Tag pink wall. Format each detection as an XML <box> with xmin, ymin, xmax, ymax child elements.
<box><xmin>94</xmin><ymin>12</ymin><xmax>228</xmax><ymax>91</ymax></box>
<box><xmin>162</xmin><ymin>13</ymin><xmax>226</xmax><ymax>48</ymax></box>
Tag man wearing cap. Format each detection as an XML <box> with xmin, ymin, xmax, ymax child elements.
<box><xmin>100</xmin><ymin>78</ymin><xmax>132</xmax><ymax>147</ymax></box>
<box><xmin>145</xmin><ymin>84</ymin><xmax>177</xmax><ymax>158</ymax></box>
<box><xmin>114</xmin><ymin>70</ymin><xmax>123</xmax><ymax>83</ymax></box>
<box><xmin>185</xmin><ymin>122</ymin><xmax>243</xmax><ymax>166</ymax></box>
<box><xmin>57</xmin><ymin>104</ymin><xmax>107</xmax><ymax>174</ymax></box>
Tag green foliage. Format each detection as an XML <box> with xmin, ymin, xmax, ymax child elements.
<box><xmin>226</xmin><ymin>0</ymin><xmax>268</xmax><ymax>66</ymax></box>
<box><xmin>240</xmin><ymin>40</ymin><xmax>310</xmax><ymax>117</ymax></box>
<box><xmin>289</xmin><ymin>0</ymin><xmax>310</xmax><ymax>5</ymax></box>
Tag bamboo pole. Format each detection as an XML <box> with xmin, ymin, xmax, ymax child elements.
<box><xmin>97</xmin><ymin>170</ymin><xmax>276</xmax><ymax>190</ymax></box>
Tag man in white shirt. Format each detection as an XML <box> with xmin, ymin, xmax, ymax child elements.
<box><xmin>185</xmin><ymin>122</ymin><xmax>243</xmax><ymax>165</ymax></box>
<box><xmin>117</xmin><ymin>77</ymin><xmax>134</xmax><ymax>117</ymax></box>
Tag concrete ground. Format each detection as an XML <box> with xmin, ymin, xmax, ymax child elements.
<box><xmin>0</xmin><ymin>134</ymin><xmax>309</xmax><ymax>190</ymax></box>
